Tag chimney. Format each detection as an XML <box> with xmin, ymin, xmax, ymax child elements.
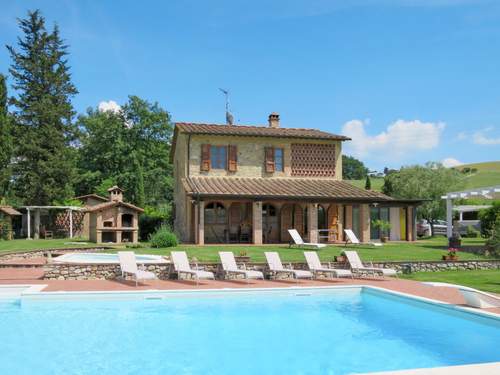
<box><xmin>108</xmin><ymin>186</ymin><xmax>124</xmax><ymax>202</ymax></box>
<box><xmin>268</xmin><ymin>112</ymin><xmax>280</xmax><ymax>128</ymax></box>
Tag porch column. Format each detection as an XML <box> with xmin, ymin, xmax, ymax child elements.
<box><xmin>252</xmin><ymin>201</ymin><xmax>262</xmax><ymax>245</ymax></box>
<box><xmin>360</xmin><ymin>204</ymin><xmax>370</xmax><ymax>243</ymax></box>
<box><xmin>307</xmin><ymin>203</ymin><xmax>318</xmax><ymax>243</ymax></box>
<box><xmin>337</xmin><ymin>204</ymin><xmax>344</xmax><ymax>242</ymax></box>
<box><xmin>34</xmin><ymin>208</ymin><xmax>40</xmax><ymax>240</ymax></box>
<box><xmin>389</xmin><ymin>207</ymin><xmax>400</xmax><ymax>241</ymax></box>
<box><xmin>27</xmin><ymin>208</ymin><xmax>31</xmax><ymax>239</ymax></box>
<box><xmin>197</xmin><ymin>201</ymin><xmax>205</xmax><ymax>245</ymax></box>
<box><xmin>116</xmin><ymin>231</ymin><xmax>122</xmax><ymax>244</ymax></box>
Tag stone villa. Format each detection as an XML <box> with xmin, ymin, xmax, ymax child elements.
<box><xmin>171</xmin><ymin>113</ymin><xmax>420</xmax><ymax>245</ymax></box>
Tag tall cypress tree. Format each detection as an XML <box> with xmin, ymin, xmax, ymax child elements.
<box><xmin>0</xmin><ymin>74</ymin><xmax>12</xmax><ymax>197</ymax></box>
<box><xmin>7</xmin><ymin>10</ymin><xmax>78</xmax><ymax>204</ymax></box>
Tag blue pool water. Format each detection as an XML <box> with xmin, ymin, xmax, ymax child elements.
<box><xmin>1</xmin><ymin>288</ymin><xmax>499</xmax><ymax>375</ymax></box>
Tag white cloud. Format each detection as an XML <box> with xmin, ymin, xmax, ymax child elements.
<box><xmin>341</xmin><ymin>119</ymin><xmax>446</xmax><ymax>160</ymax></box>
<box><xmin>98</xmin><ymin>100</ymin><xmax>121</xmax><ymax>114</ymax></box>
<box><xmin>441</xmin><ymin>157</ymin><xmax>463</xmax><ymax>168</ymax></box>
<box><xmin>456</xmin><ymin>131</ymin><xmax>467</xmax><ymax>140</ymax></box>
<box><xmin>472</xmin><ymin>127</ymin><xmax>500</xmax><ymax>145</ymax></box>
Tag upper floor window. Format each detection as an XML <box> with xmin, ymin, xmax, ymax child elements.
<box><xmin>274</xmin><ymin>148</ymin><xmax>284</xmax><ymax>172</ymax></box>
<box><xmin>210</xmin><ymin>145</ymin><xmax>227</xmax><ymax>169</ymax></box>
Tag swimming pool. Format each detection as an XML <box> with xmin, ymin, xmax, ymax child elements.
<box><xmin>1</xmin><ymin>287</ymin><xmax>499</xmax><ymax>374</ymax></box>
<box><xmin>53</xmin><ymin>252</ymin><xmax>167</xmax><ymax>264</ymax></box>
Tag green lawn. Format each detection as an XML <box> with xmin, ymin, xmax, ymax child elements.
<box><xmin>115</xmin><ymin>236</ymin><xmax>492</xmax><ymax>263</ymax></box>
<box><xmin>455</xmin><ymin>161</ymin><xmax>500</xmax><ymax>189</ymax></box>
<box><xmin>0</xmin><ymin>238</ymin><xmax>96</xmax><ymax>255</ymax></box>
<box><xmin>401</xmin><ymin>270</ymin><xmax>500</xmax><ymax>294</ymax></box>
<box><xmin>346</xmin><ymin>177</ymin><xmax>385</xmax><ymax>192</ymax></box>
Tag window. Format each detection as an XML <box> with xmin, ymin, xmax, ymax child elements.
<box><xmin>210</xmin><ymin>146</ymin><xmax>227</xmax><ymax>169</ymax></box>
<box><xmin>274</xmin><ymin>148</ymin><xmax>284</xmax><ymax>172</ymax></box>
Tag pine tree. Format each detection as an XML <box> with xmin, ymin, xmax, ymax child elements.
<box><xmin>365</xmin><ymin>175</ymin><xmax>372</xmax><ymax>190</ymax></box>
<box><xmin>7</xmin><ymin>10</ymin><xmax>78</xmax><ymax>204</ymax></box>
<box><xmin>0</xmin><ymin>74</ymin><xmax>12</xmax><ymax>197</ymax></box>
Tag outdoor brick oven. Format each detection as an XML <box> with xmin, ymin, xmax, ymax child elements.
<box><xmin>84</xmin><ymin>186</ymin><xmax>143</xmax><ymax>244</ymax></box>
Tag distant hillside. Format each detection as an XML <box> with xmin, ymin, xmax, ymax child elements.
<box><xmin>454</xmin><ymin>161</ymin><xmax>500</xmax><ymax>189</ymax></box>
<box><xmin>346</xmin><ymin>177</ymin><xmax>384</xmax><ymax>192</ymax></box>
<box><xmin>345</xmin><ymin>161</ymin><xmax>500</xmax><ymax>193</ymax></box>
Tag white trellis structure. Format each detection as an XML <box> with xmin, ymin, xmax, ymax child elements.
<box><xmin>441</xmin><ymin>185</ymin><xmax>500</xmax><ymax>238</ymax></box>
<box><xmin>22</xmin><ymin>205</ymin><xmax>85</xmax><ymax>239</ymax></box>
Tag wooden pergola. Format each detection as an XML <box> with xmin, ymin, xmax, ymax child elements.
<box><xmin>21</xmin><ymin>205</ymin><xmax>85</xmax><ymax>239</ymax></box>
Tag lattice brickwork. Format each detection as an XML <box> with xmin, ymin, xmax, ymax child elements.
<box><xmin>291</xmin><ymin>143</ymin><xmax>336</xmax><ymax>177</ymax></box>
<box><xmin>54</xmin><ymin>211</ymin><xmax>85</xmax><ymax>236</ymax></box>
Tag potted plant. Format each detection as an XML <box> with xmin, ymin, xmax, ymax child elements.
<box><xmin>235</xmin><ymin>250</ymin><xmax>251</xmax><ymax>263</ymax></box>
<box><xmin>335</xmin><ymin>254</ymin><xmax>347</xmax><ymax>263</ymax></box>
<box><xmin>448</xmin><ymin>233</ymin><xmax>461</xmax><ymax>248</ymax></box>
<box><xmin>372</xmin><ymin>219</ymin><xmax>392</xmax><ymax>243</ymax></box>
<box><xmin>442</xmin><ymin>248</ymin><xmax>459</xmax><ymax>261</ymax></box>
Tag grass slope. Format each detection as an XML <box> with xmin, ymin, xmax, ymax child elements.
<box><xmin>401</xmin><ymin>269</ymin><xmax>500</xmax><ymax>294</ymax></box>
<box><xmin>0</xmin><ymin>238</ymin><xmax>96</xmax><ymax>255</ymax></box>
<box><xmin>345</xmin><ymin>177</ymin><xmax>384</xmax><ymax>192</ymax></box>
<box><xmin>454</xmin><ymin>161</ymin><xmax>500</xmax><ymax>189</ymax></box>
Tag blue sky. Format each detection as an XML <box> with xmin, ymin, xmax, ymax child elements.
<box><xmin>1</xmin><ymin>0</ymin><xmax>499</xmax><ymax>171</ymax></box>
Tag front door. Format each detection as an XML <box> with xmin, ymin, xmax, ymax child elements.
<box><xmin>262</xmin><ymin>203</ymin><xmax>279</xmax><ymax>243</ymax></box>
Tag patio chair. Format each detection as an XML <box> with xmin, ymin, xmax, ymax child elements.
<box><xmin>218</xmin><ymin>252</ymin><xmax>264</xmax><ymax>282</ymax></box>
<box><xmin>344</xmin><ymin>229</ymin><xmax>383</xmax><ymax>247</ymax></box>
<box><xmin>265</xmin><ymin>252</ymin><xmax>313</xmax><ymax>281</ymax></box>
<box><xmin>170</xmin><ymin>251</ymin><xmax>215</xmax><ymax>284</ymax></box>
<box><xmin>288</xmin><ymin>229</ymin><xmax>326</xmax><ymax>249</ymax></box>
<box><xmin>118</xmin><ymin>251</ymin><xmax>157</xmax><ymax>287</ymax></box>
<box><xmin>303</xmin><ymin>251</ymin><xmax>353</xmax><ymax>279</ymax></box>
<box><xmin>343</xmin><ymin>250</ymin><xmax>397</xmax><ymax>278</ymax></box>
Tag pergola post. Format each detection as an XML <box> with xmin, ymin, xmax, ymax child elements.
<box><xmin>27</xmin><ymin>208</ymin><xmax>31</xmax><ymax>239</ymax></box>
<box><xmin>446</xmin><ymin>198</ymin><xmax>453</xmax><ymax>238</ymax></box>
<box><xmin>34</xmin><ymin>209</ymin><xmax>40</xmax><ymax>240</ymax></box>
<box><xmin>69</xmin><ymin>208</ymin><xmax>73</xmax><ymax>239</ymax></box>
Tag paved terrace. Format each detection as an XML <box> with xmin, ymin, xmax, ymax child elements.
<box><xmin>0</xmin><ymin>265</ymin><xmax>499</xmax><ymax>315</ymax></box>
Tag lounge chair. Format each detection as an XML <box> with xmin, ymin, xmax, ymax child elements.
<box><xmin>118</xmin><ymin>251</ymin><xmax>157</xmax><ymax>286</ymax></box>
<box><xmin>171</xmin><ymin>251</ymin><xmax>215</xmax><ymax>284</ymax></box>
<box><xmin>423</xmin><ymin>282</ymin><xmax>500</xmax><ymax>309</ymax></box>
<box><xmin>218</xmin><ymin>252</ymin><xmax>264</xmax><ymax>282</ymax></box>
<box><xmin>288</xmin><ymin>229</ymin><xmax>326</xmax><ymax>249</ymax></box>
<box><xmin>265</xmin><ymin>252</ymin><xmax>313</xmax><ymax>280</ymax></box>
<box><xmin>343</xmin><ymin>250</ymin><xmax>397</xmax><ymax>278</ymax></box>
<box><xmin>303</xmin><ymin>251</ymin><xmax>353</xmax><ymax>279</ymax></box>
<box><xmin>344</xmin><ymin>229</ymin><xmax>383</xmax><ymax>247</ymax></box>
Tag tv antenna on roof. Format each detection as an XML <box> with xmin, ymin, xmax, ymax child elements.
<box><xmin>219</xmin><ymin>88</ymin><xmax>234</xmax><ymax>125</ymax></box>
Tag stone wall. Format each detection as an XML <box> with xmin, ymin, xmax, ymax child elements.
<box><xmin>44</xmin><ymin>263</ymin><xmax>171</xmax><ymax>280</ymax></box>
<box><xmin>41</xmin><ymin>259</ymin><xmax>500</xmax><ymax>280</ymax></box>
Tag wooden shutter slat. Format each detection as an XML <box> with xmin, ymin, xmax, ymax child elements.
<box><xmin>265</xmin><ymin>147</ymin><xmax>275</xmax><ymax>173</ymax></box>
<box><xmin>201</xmin><ymin>144</ymin><xmax>211</xmax><ymax>171</ymax></box>
<box><xmin>228</xmin><ymin>145</ymin><xmax>237</xmax><ymax>172</ymax></box>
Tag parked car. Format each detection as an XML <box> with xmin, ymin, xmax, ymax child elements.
<box><xmin>417</xmin><ymin>219</ymin><xmax>447</xmax><ymax>237</ymax></box>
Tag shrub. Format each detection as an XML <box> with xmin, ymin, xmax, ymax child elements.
<box><xmin>149</xmin><ymin>225</ymin><xmax>178</xmax><ymax>248</ymax></box>
<box><xmin>485</xmin><ymin>222</ymin><xmax>500</xmax><ymax>257</ymax></box>
<box><xmin>464</xmin><ymin>225</ymin><xmax>479</xmax><ymax>238</ymax></box>
<box><xmin>479</xmin><ymin>202</ymin><xmax>500</xmax><ymax>238</ymax></box>
<box><xmin>139</xmin><ymin>204</ymin><xmax>172</xmax><ymax>241</ymax></box>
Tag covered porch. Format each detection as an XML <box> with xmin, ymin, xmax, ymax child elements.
<box><xmin>182</xmin><ymin>176</ymin><xmax>419</xmax><ymax>245</ymax></box>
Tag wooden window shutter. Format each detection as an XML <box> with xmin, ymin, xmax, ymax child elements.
<box><xmin>201</xmin><ymin>144</ymin><xmax>211</xmax><ymax>171</ymax></box>
<box><xmin>265</xmin><ymin>147</ymin><xmax>275</xmax><ymax>173</ymax></box>
<box><xmin>228</xmin><ymin>145</ymin><xmax>237</xmax><ymax>172</ymax></box>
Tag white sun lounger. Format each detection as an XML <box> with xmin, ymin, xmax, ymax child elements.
<box><xmin>304</xmin><ymin>251</ymin><xmax>353</xmax><ymax>279</ymax></box>
<box><xmin>424</xmin><ymin>282</ymin><xmax>500</xmax><ymax>309</ymax></box>
<box><xmin>265</xmin><ymin>252</ymin><xmax>313</xmax><ymax>280</ymax></box>
<box><xmin>343</xmin><ymin>250</ymin><xmax>397</xmax><ymax>277</ymax></box>
<box><xmin>344</xmin><ymin>229</ymin><xmax>383</xmax><ymax>247</ymax></box>
<box><xmin>118</xmin><ymin>251</ymin><xmax>157</xmax><ymax>286</ymax></box>
<box><xmin>171</xmin><ymin>251</ymin><xmax>215</xmax><ymax>284</ymax></box>
<box><xmin>288</xmin><ymin>229</ymin><xmax>326</xmax><ymax>249</ymax></box>
<box><xmin>218</xmin><ymin>252</ymin><xmax>264</xmax><ymax>282</ymax></box>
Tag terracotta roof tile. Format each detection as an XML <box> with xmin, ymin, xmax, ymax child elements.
<box><xmin>182</xmin><ymin>177</ymin><xmax>393</xmax><ymax>202</ymax></box>
<box><xmin>175</xmin><ymin>122</ymin><xmax>351</xmax><ymax>141</ymax></box>
<box><xmin>84</xmin><ymin>201</ymin><xmax>144</xmax><ymax>213</ymax></box>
